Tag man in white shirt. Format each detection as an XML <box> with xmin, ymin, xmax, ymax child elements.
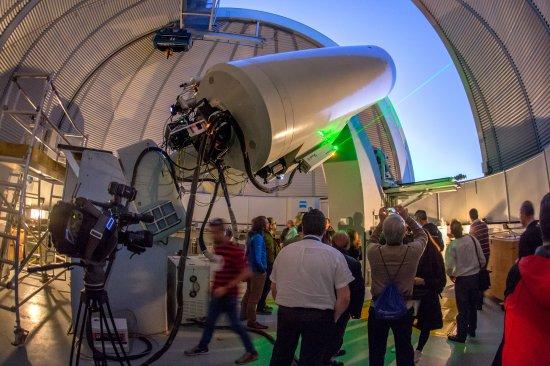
<box><xmin>446</xmin><ymin>219</ymin><xmax>486</xmax><ymax>343</ymax></box>
<box><xmin>269</xmin><ymin>209</ymin><xmax>353</xmax><ymax>366</ymax></box>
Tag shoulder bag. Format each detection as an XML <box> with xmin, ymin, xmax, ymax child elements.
<box><xmin>471</xmin><ymin>236</ymin><xmax>491</xmax><ymax>291</ymax></box>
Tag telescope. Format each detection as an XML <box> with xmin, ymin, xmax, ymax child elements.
<box><xmin>165</xmin><ymin>45</ymin><xmax>395</xmax><ymax>185</ymax></box>
<box><xmin>55</xmin><ymin>45</ymin><xmax>397</xmax><ymax>365</ymax></box>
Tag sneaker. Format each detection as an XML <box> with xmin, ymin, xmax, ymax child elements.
<box><xmin>447</xmin><ymin>334</ymin><xmax>466</xmax><ymax>343</ymax></box>
<box><xmin>414</xmin><ymin>350</ymin><xmax>422</xmax><ymax>363</ymax></box>
<box><xmin>247</xmin><ymin>321</ymin><xmax>268</xmax><ymax>330</ymax></box>
<box><xmin>184</xmin><ymin>346</ymin><xmax>209</xmax><ymax>356</ymax></box>
<box><xmin>235</xmin><ymin>351</ymin><xmax>258</xmax><ymax>364</ymax></box>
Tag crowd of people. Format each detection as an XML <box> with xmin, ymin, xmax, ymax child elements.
<box><xmin>184</xmin><ymin>194</ymin><xmax>550</xmax><ymax>365</ymax></box>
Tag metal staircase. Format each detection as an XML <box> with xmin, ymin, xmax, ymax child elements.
<box><xmin>0</xmin><ymin>73</ymin><xmax>87</xmax><ymax>345</ymax></box>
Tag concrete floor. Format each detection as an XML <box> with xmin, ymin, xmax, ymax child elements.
<box><xmin>0</xmin><ymin>276</ymin><xmax>503</xmax><ymax>366</ymax></box>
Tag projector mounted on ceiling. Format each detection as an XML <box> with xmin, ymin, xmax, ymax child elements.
<box><xmin>153</xmin><ymin>0</ymin><xmax>263</xmax><ymax>58</ymax></box>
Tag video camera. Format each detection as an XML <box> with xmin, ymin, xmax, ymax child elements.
<box><xmin>48</xmin><ymin>182</ymin><xmax>154</xmax><ymax>263</ymax></box>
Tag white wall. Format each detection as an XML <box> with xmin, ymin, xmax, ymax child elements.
<box><xmin>190</xmin><ymin>193</ymin><xmax>321</xmax><ymax>228</ymax></box>
<box><xmin>324</xmin><ymin>160</ymin><xmax>364</xmax><ymax>227</ymax></box>
<box><xmin>407</xmin><ymin>146</ymin><xmax>550</xmax><ymax>223</ymax></box>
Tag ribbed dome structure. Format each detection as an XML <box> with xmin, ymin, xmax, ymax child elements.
<box><xmin>0</xmin><ymin>4</ymin><xmax>413</xmax><ymax>196</ymax></box>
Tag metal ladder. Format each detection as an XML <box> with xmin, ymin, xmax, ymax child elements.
<box><xmin>0</xmin><ymin>73</ymin><xmax>87</xmax><ymax>346</ymax></box>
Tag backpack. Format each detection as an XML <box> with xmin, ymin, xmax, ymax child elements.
<box><xmin>373</xmin><ymin>246</ymin><xmax>409</xmax><ymax>320</ymax></box>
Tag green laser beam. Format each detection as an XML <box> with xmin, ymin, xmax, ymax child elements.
<box><xmin>396</xmin><ymin>62</ymin><xmax>452</xmax><ymax>105</ymax></box>
<box><xmin>334</xmin><ymin>62</ymin><xmax>453</xmax><ymax>148</ymax></box>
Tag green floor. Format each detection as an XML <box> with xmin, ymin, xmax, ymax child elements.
<box><xmin>248</xmin><ymin>309</ymin><xmax>406</xmax><ymax>365</ymax></box>
<box><xmin>248</xmin><ymin>294</ymin><xmax>502</xmax><ymax>366</ymax></box>
<box><xmin>0</xmin><ymin>279</ymin><xmax>503</xmax><ymax>366</ymax></box>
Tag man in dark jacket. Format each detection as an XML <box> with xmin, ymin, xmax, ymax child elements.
<box><xmin>518</xmin><ymin>200</ymin><xmax>543</xmax><ymax>258</ymax></box>
<box><xmin>415</xmin><ymin>210</ymin><xmax>444</xmax><ymax>251</ymax></box>
<box><xmin>324</xmin><ymin>231</ymin><xmax>366</xmax><ymax>365</ymax></box>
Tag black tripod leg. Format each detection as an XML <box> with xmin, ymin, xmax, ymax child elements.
<box><xmin>99</xmin><ymin>305</ymin><xmax>106</xmax><ymax>361</ymax></box>
<box><xmin>99</xmin><ymin>303</ymin><xmax>125</xmax><ymax>366</ymax></box>
<box><xmin>86</xmin><ymin>302</ymin><xmax>108</xmax><ymax>366</ymax></box>
<box><xmin>104</xmin><ymin>300</ymin><xmax>131</xmax><ymax>366</ymax></box>
<box><xmin>75</xmin><ymin>300</ymin><xmax>89</xmax><ymax>366</ymax></box>
<box><xmin>70</xmin><ymin>297</ymin><xmax>84</xmax><ymax>366</ymax></box>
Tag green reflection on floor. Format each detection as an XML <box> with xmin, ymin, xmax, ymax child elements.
<box><xmin>247</xmin><ymin>295</ymin><xmax>498</xmax><ymax>365</ymax></box>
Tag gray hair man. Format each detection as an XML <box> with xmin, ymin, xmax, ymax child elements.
<box><xmin>366</xmin><ymin>205</ymin><xmax>427</xmax><ymax>366</ymax></box>
<box><xmin>332</xmin><ymin>231</ymin><xmax>351</xmax><ymax>251</ymax></box>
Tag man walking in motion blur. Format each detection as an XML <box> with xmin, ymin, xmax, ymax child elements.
<box><xmin>184</xmin><ymin>219</ymin><xmax>258</xmax><ymax>364</ymax></box>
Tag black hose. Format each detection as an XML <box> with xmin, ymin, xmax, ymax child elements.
<box><xmin>176</xmin><ymin>177</ymin><xmax>218</xmax><ymax>183</ymax></box>
<box><xmin>130</xmin><ymin>147</ymin><xmax>181</xmax><ymax>197</ymax></box>
<box><xmin>140</xmin><ymin>134</ymin><xmax>208</xmax><ymax>365</ymax></box>
<box><xmin>104</xmin><ymin>336</ymin><xmax>153</xmax><ymax>362</ymax></box>
<box><xmin>227</xmin><ymin>116</ymin><xmax>298</xmax><ymax>194</ymax></box>
<box><xmin>166</xmin><ymin>153</ymin><xmax>198</xmax><ymax>172</ymax></box>
<box><xmin>198</xmin><ymin>179</ymin><xmax>220</xmax><ymax>252</ymax></box>
<box><xmin>215</xmin><ymin>163</ymin><xmax>238</xmax><ymax>237</ymax></box>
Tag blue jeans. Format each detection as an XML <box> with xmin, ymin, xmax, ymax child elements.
<box><xmin>198</xmin><ymin>295</ymin><xmax>255</xmax><ymax>353</ymax></box>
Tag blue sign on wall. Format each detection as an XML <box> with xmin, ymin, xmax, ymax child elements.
<box><xmin>298</xmin><ymin>200</ymin><xmax>307</xmax><ymax>209</ymax></box>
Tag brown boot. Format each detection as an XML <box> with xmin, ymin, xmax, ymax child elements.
<box><xmin>235</xmin><ymin>351</ymin><xmax>258</xmax><ymax>364</ymax></box>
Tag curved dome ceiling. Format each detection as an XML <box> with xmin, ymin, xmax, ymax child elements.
<box><xmin>1</xmin><ymin>1</ymin><xmax>548</xmax><ymax>179</ymax></box>
<box><xmin>0</xmin><ymin>2</ymin><xmax>412</xmax><ymax>192</ymax></box>
<box><xmin>413</xmin><ymin>0</ymin><xmax>549</xmax><ymax>174</ymax></box>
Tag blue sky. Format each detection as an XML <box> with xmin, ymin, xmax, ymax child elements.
<box><xmin>222</xmin><ymin>0</ymin><xmax>483</xmax><ymax>181</ymax></box>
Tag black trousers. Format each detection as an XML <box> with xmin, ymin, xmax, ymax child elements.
<box><xmin>368</xmin><ymin>307</ymin><xmax>414</xmax><ymax>366</ymax></box>
<box><xmin>257</xmin><ymin>264</ymin><xmax>273</xmax><ymax>311</ymax></box>
<box><xmin>455</xmin><ymin>273</ymin><xmax>479</xmax><ymax>338</ymax></box>
<box><xmin>270</xmin><ymin>306</ymin><xmax>334</xmax><ymax>366</ymax></box>
<box><xmin>323</xmin><ymin>311</ymin><xmax>350</xmax><ymax>363</ymax></box>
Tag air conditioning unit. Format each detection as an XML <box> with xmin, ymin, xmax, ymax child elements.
<box><xmin>167</xmin><ymin>255</ymin><xmax>211</xmax><ymax>328</ymax></box>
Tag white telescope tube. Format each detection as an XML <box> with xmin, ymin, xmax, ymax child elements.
<box><xmin>197</xmin><ymin>45</ymin><xmax>396</xmax><ymax>172</ymax></box>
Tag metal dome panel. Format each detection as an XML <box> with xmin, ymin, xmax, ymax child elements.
<box><xmin>414</xmin><ymin>0</ymin><xmax>550</xmax><ymax>173</ymax></box>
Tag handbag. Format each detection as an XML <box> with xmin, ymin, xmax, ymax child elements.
<box><xmin>471</xmin><ymin>236</ymin><xmax>491</xmax><ymax>291</ymax></box>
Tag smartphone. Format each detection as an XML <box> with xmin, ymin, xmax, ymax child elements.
<box><xmin>387</xmin><ymin>207</ymin><xmax>396</xmax><ymax>214</ymax></box>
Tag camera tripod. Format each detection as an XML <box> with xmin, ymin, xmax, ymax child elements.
<box><xmin>70</xmin><ymin>261</ymin><xmax>130</xmax><ymax>366</ymax></box>
<box><xmin>28</xmin><ymin>261</ymin><xmax>131</xmax><ymax>366</ymax></box>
